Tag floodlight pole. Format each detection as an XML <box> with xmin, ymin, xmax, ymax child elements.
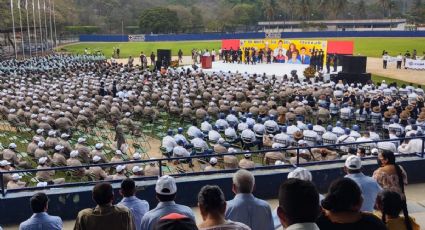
<box><xmin>11</xmin><ymin>0</ymin><xmax>18</xmax><ymax>59</ymax></box>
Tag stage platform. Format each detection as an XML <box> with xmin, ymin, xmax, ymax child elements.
<box><xmin>185</xmin><ymin>61</ymin><xmax>342</xmax><ymax>80</ymax></box>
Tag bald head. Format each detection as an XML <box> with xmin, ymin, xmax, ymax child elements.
<box><xmin>232</xmin><ymin>169</ymin><xmax>255</xmax><ymax>194</ymax></box>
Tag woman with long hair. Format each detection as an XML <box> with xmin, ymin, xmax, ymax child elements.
<box><xmin>373</xmin><ymin>150</ymin><xmax>408</xmax><ymax>195</ymax></box>
<box><xmin>375</xmin><ymin>190</ymin><xmax>420</xmax><ymax>230</ymax></box>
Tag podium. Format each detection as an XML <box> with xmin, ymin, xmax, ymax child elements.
<box><xmin>201</xmin><ymin>56</ymin><xmax>212</xmax><ymax>69</ymax></box>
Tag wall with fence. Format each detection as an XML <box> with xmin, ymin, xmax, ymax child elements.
<box><xmin>78</xmin><ymin>31</ymin><xmax>425</xmax><ymax>42</ymax></box>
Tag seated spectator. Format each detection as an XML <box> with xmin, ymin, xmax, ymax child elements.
<box><xmin>344</xmin><ymin>156</ymin><xmax>382</xmax><ymax>212</ymax></box>
<box><xmin>373</xmin><ymin>150</ymin><xmax>408</xmax><ymax>195</ymax></box>
<box><xmin>154</xmin><ymin>213</ymin><xmax>198</xmax><ymax>230</ymax></box>
<box><xmin>19</xmin><ymin>193</ymin><xmax>63</xmax><ymax>230</ymax></box>
<box><xmin>141</xmin><ymin>175</ymin><xmax>195</xmax><ymax>230</ymax></box>
<box><xmin>198</xmin><ymin>185</ymin><xmax>250</xmax><ymax>230</ymax></box>
<box><xmin>7</xmin><ymin>173</ymin><xmax>27</xmax><ymax>189</ymax></box>
<box><xmin>276</xmin><ymin>178</ymin><xmax>321</xmax><ymax>230</ymax></box>
<box><xmin>225</xmin><ymin>169</ymin><xmax>274</xmax><ymax>230</ymax></box>
<box><xmin>317</xmin><ymin>178</ymin><xmax>387</xmax><ymax>230</ymax></box>
<box><xmin>375</xmin><ymin>190</ymin><xmax>420</xmax><ymax>230</ymax></box>
<box><xmin>74</xmin><ymin>182</ymin><xmax>134</xmax><ymax>230</ymax></box>
<box><xmin>118</xmin><ymin>179</ymin><xmax>150</xmax><ymax>230</ymax></box>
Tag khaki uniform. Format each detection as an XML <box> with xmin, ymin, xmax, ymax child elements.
<box><xmin>74</xmin><ymin>205</ymin><xmax>134</xmax><ymax>230</ymax></box>
<box><xmin>27</xmin><ymin>142</ymin><xmax>38</xmax><ymax>156</ymax></box>
<box><xmin>90</xmin><ymin>150</ymin><xmax>109</xmax><ymax>163</ymax></box>
<box><xmin>112</xmin><ymin>173</ymin><xmax>127</xmax><ymax>180</ymax></box>
<box><xmin>89</xmin><ymin>166</ymin><xmax>109</xmax><ymax>180</ymax></box>
<box><xmin>204</xmin><ymin>165</ymin><xmax>219</xmax><ymax>171</ymax></box>
<box><xmin>36</xmin><ymin>165</ymin><xmax>65</xmax><ymax>184</ymax></box>
<box><xmin>2</xmin><ymin>149</ymin><xmax>19</xmax><ymax>165</ymax></box>
<box><xmin>67</xmin><ymin>158</ymin><xmax>87</xmax><ymax>176</ymax></box>
<box><xmin>144</xmin><ymin>165</ymin><xmax>160</xmax><ymax>176</ymax></box>
<box><xmin>264</xmin><ymin>152</ymin><xmax>285</xmax><ymax>165</ymax></box>
<box><xmin>239</xmin><ymin>159</ymin><xmax>255</xmax><ymax>169</ymax></box>
<box><xmin>213</xmin><ymin>144</ymin><xmax>227</xmax><ymax>154</ymax></box>
<box><xmin>52</xmin><ymin>152</ymin><xmax>67</xmax><ymax>166</ymax></box>
<box><xmin>34</xmin><ymin>148</ymin><xmax>48</xmax><ymax>159</ymax></box>
<box><xmin>7</xmin><ymin>180</ymin><xmax>26</xmax><ymax>189</ymax></box>
<box><xmin>223</xmin><ymin>155</ymin><xmax>238</xmax><ymax>169</ymax></box>
<box><xmin>0</xmin><ymin>169</ymin><xmax>13</xmax><ymax>187</ymax></box>
<box><xmin>75</xmin><ymin>144</ymin><xmax>91</xmax><ymax>163</ymax></box>
<box><xmin>45</xmin><ymin>137</ymin><xmax>59</xmax><ymax>150</ymax></box>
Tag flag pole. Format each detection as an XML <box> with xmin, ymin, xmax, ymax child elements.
<box><xmin>10</xmin><ymin>0</ymin><xmax>18</xmax><ymax>59</ymax></box>
<box><xmin>48</xmin><ymin>0</ymin><xmax>53</xmax><ymax>50</ymax></box>
<box><xmin>43</xmin><ymin>0</ymin><xmax>48</xmax><ymax>50</ymax></box>
<box><xmin>52</xmin><ymin>0</ymin><xmax>57</xmax><ymax>46</ymax></box>
<box><xmin>25</xmin><ymin>0</ymin><xmax>32</xmax><ymax>57</ymax></box>
<box><xmin>18</xmin><ymin>0</ymin><xmax>26</xmax><ymax>58</ymax></box>
<box><xmin>32</xmin><ymin>0</ymin><xmax>37</xmax><ymax>55</ymax></box>
<box><xmin>37</xmin><ymin>0</ymin><xmax>43</xmax><ymax>54</ymax></box>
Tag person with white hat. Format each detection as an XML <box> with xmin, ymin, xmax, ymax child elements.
<box><xmin>144</xmin><ymin>158</ymin><xmax>160</xmax><ymax>177</ymax></box>
<box><xmin>67</xmin><ymin>150</ymin><xmax>88</xmax><ymax>176</ymax></box>
<box><xmin>111</xmin><ymin>150</ymin><xmax>125</xmax><ymax>163</ymax></box>
<box><xmin>204</xmin><ymin>157</ymin><xmax>219</xmax><ymax>171</ymax></box>
<box><xmin>7</xmin><ymin>173</ymin><xmax>26</xmax><ymax>189</ymax></box>
<box><xmin>36</xmin><ymin>157</ymin><xmax>65</xmax><ymax>185</ymax></box>
<box><xmin>344</xmin><ymin>155</ymin><xmax>382</xmax><ymax>212</ymax></box>
<box><xmin>34</xmin><ymin>128</ymin><xmax>46</xmax><ymax>142</ymax></box>
<box><xmin>88</xmin><ymin>156</ymin><xmax>109</xmax><ymax>180</ymax></box>
<box><xmin>74</xmin><ymin>137</ymin><xmax>91</xmax><ymax>164</ymax></box>
<box><xmin>238</xmin><ymin>153</ymin><xmax>255</xmax><ymax>169</ymax></box>
<box><xmin>112</xmin><ymin>165</ymin><xmax>127</xmax><ymax>180</ymax></box>
<box><xmin>1</xmin><ymin>143</ymin><xmax>19</xmax><ymax>165</ymax></box>
<box><xmin>34</xmin><ymin>141</ymin><xmax>48</xmax><ymax>159</ymax></box>
<box><xmin>90</xmin><ymin>143</ymin><xmax>109</xmax><ymax>163</ymax></box>
<box><xmin>27</xmin><ymin>136</ymin><xmax>40</xmax><ymax>157</ymax></box>
<box><xmin>130</xmin><ymin>166</ymin><xmax>144</xmax><ymax>178</ymax></box>
<box><xmin>0</xmin><ymin>160</ymin><xmax>13</xmax><ymax>186</ymax></box>
<box><xmin>51</xmin><ymin>145</ymin><xmax>67</xmax><ymax>166</ymax></box>
<box><xmin>45</xmin><ymin>130</ymin><xmax>59</xmax><ymax>150</ymax></box>
<box><xmin>264</xmin><ymin>145</ymin><xmax>286</xmax><ymax>165</ymax></box>
<box><xmin>140</xmin><ymin>175</ymin><xmax>195</xmax><ymax>230</ymax></box>
<box><xmin>19</xmin><ymin>193</ymin><xmax>63</xmax><ymax>230</ymax></box>
<box><xmin>58</xmin><ymin>133</ymin><xmax>72</xmax><ymax>156</ymax></box>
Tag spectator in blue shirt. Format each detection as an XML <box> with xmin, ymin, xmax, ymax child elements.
<box><xmin>140</xmin><ymin>175</ymin><xmax>195</xmax><ymax>230</ymax></box>
<box><xmin>19</xmin><ymin>193</ymin><xmax>63</xmax><ymax>230</ymax></box>
<box><xmin>225</xmin><ymin>169</ymin><xmax>274</xmax><ymax>230</ymax></box>
<box><xmin>118</xmin><ymin>178</ymin><xmax>150</xmax><ymax>230</ymax></box>
<box><xmin>344</xmin><ymin>155</ymin><xmax>382</xmax><ymax>212</ymax></box>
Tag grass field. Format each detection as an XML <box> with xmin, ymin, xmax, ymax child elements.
<box><xmin>58</xmin><ymin>37</ymin><xmax>425</xmax><ymax>58</ymax></box>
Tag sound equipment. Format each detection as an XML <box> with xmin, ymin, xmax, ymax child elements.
<box><xmin>336</xmin><ymin>72</ymin><xmax>371</xmax><ymax>85</ymax></box>
<box><xmin>341</xmin><ymin>55</ymin><xmax>367</xmax><ymax>73</ymax></box>
<box><xmin>157</xmin><ymin>49</ymin><xmax>171</xmax><ymax>67</ymax></box>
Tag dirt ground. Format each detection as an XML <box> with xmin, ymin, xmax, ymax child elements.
<box><xmin>367</xmin><ymin>57</ymin><xmax>425</xmax><ymax>85</ymax></box>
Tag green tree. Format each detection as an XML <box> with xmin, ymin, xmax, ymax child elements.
<box><xmin>231</xmin><ymin>3</ymin><xmax>259</xmax><ymax>27</ymax></box>
<box><xmin>139</xmin><ymin>7</ymin><xmax>180</xmax><ymax>34</ymax></box>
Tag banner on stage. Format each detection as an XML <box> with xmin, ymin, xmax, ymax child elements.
<box><xmin>239</xmin><ymin>39</ymin><xmax>327</xmax><ymax>65</ymax></box>
<box><xmin>128</xmin><ymin>34</ymin><xmax>145</xmax><ymax>42</ymax></box>
<box><xmin>405</xmin><ymin>59</ymin><xmax>425</xmax><ymax>70</ymax></box>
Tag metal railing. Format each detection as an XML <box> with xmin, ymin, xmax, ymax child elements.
<box><xmin>1</xmin><ymin>136</ymin><xmax>424</xmax><ymax>197</ymax></box>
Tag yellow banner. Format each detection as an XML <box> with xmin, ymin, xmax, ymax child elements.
<box><xmin>240</xmin><ymin>39</ymin><xmax>327</xmax><ymax>65</ymax></box>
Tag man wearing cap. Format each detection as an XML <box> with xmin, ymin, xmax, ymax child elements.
<box><xmin>239</xmin><ymin>153</ymin><xmax>255</xmax><ymax>169</ymax></box>
<box><xmin>111</xmin><ymin>150</ymin><xmax>125</xmax><ymax>163</ymax></box>
<box><xmin>67</xmin><ymin>150</ymin><xmax>88</xmax><ymax>176</ymax></box>
<box><xmin>90</xmin><ymin>143</ymin><xmax>109</xmax><ymax>163</ymax></box>
<box><xmin>19</xmin><ymin>193</ymin><xmax>63</xmax><ymax>230</ymax></box>
<box><xmin>27</xmin><ymin>137</ymin><xmax>40</xmax><ymax>157</ymax></box>
<box><xmin>344</xmin><ymin>155</ymin><xmax>382</xmax><ymax>212</ymax></box>
<box><xmin>7</xmin><ymin>173</ymin><xmax>27</xmax><ymax>189</ymax></box>
<box><xmin>131</xmin><ymin>166</ymin><xmax>144</xmax><ymax>178</ymax></box>
<box><xmin>118</xmin><ymin>179</ymin><xmax>149</xmax><ymax>230</ymax></box>
<box><xmin>0</xmin><ymin>160</ymin><xmax>14</xmax><ymax>187</ymax></box>
<box><xmin>162</xmin><ymin>130</ymin><xmax>178</xmax><ymax>158</ymax></box>
<box><xmin>36</xmin><ymin>157</ymin><xmax>65</xmax><ymax>184</ymax></box>
<box><xmin>140</xmin><ymin>175</ymin><xmax>195</xmax><ymax>230</ymax></box>
<box><xmin>204</xmin><ymin>157</ymin><xmax>219</xmax><ymax>171</ymax></box>
<box><xmin>45</xmin><ymin>131</ymin><xmax>59</xmax><ymax>150</ymax></box>
<box><xmin>153</xmin><ymin>213</ymin><xmax>198</xmax><ymax>230</ymax></box>
<box><xmin>2</xmin><ymin>143</ymin><xmax>20</xmax><ymax>166</ymax></box>
<box><xmin>225</xmin><ymin>169</ymin><xmax>274</xmax><ymax>230</ymax></box>
<box><xmin>74</xmin><ymin>182</ymin><xmax>134</xmax><ymax>230</ymax></box>
<box><xmin>112</xmin><ymin>165</ymin><xmax>127</xmax><ymax>180</ymax></box>
<box><xmin>52</xmin><ymin>145</ymin><xmax>67</xmax><ymax>166</ymax></box>
<box><xmin>75</xmin><ymin>138</ymin><xmax>91</xmax><ymax>164</ymax></box>
<box><xmin>58</xmin><ymin>133</ymin><xmax>72</xmax><ymax>156</ymax></box>
<box><xmin>55</xmin><ymin>112</ymin><xmax>73</xmax><ymax>133</ymax></box>
<box><xmin>88</xmin><ymin>156</ymin><xmax>110</xmax><ymax>181</ymax></box>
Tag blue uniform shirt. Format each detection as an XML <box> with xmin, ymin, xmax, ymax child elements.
<box><xmin>19</xmin><ymin>212</ymin><xmax>62</xmax><ymax>230</ymax></box>
<box><xmin>345</xmin><ymin>173</ymin><xmax>382</xmax><ymax>212</ymax></box>
<box><xmin>140</xmin><ymin>201</ymin><xmax>195</xmax><ymax>230</ymax></box>
<box><xmin>118</xmin><ymin>196</ymin><xmax>150</xmax><ymax>230</ymax></box>
<box><xmin>225</xmin><ymin>193</ymin><xmax>274</xmax><ymax>230</ymax></box>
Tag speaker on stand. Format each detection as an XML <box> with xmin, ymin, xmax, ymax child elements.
<box><xmin>335</xmin><ymin>55</ymin><xmax>371</xmax><ymax>85</ymax></box>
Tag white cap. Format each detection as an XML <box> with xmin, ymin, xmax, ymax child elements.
<box><xmin>95</xmin><ymin>143</ymin><xmax>103</xmax><ymax>149</ymax></box>
<box><xmin>272</xmin><ymin>143</ymin><xmax>284</xmax><ymax>149</ymax></box>
<box><xmin>209</xmin><ymin>157</ymin><xmax>218</xmax><ymax>164</ymax></box>
<box><xmin>345</xmin><ymin>155</ymin><xmax>362</xmax><ymax>170</ymax></box>
<box><xmin>115</xmin><ymin>150</ymin><xmax>123</xmax><ymax>155</ymax></box>
<box><xmin>70</xmin><ymin>150</ymin><xmax>79</xmax><ymax>158</ymax></box>
<box><xmin>0</xmin><ymin>160</ymin><xmax>11</xmax><ymax>166</ymax></box>
<box><xmin>275</xmin><ymin>160</ymin><xmax>284</xmax><ymax>165</ymax></box>
<box><xmin>228</xmin><ymin>148</ymin><xmax>237</xmax><ymax>153</ymax></box>
<box><xmin>371</xmin><ymin>148</ymin><xmax>379</xmax><ymax>154</ymax></box>
<box><xmin>37</xmin><ymin>141</ymin><xmax>45</xmax><ymax>148</ymax></box>
<box><xmin>55</xmin><ymin>145</ymin><xmax>64</xmax><ymax>151</ymax></box>
<box><xmin>155</xmin><ymin>175</ymin><xmax>177</xmax><ymax>195</ymax></box>
<box><xmin>218</xmin><ymin>138</ymin><xmax>225</xmax><ymax>144</ymax></box>
<box><xmin>36</xmin><ymin>182</ymin><xmax>48</xmax><ymax>187</ymax></box>
<box><xmin>11</xmin><ymin>173</ymin><xmax>22</xmax><ymax>180</ymax></box>
<box><xmin>36</xmin><ymin>128</ymin><xmax>44</xmax><ymax>134</ymax></box>
<box><xmin>60</xmin><ymin>133</ymin><xmax>70</xmax><ymax>138</ymax></box>
<box><xmin>92</xmin><ymin>155</ymin><xmax>101</xmax><ymax>162</ymax></box>
<box><xmin>288</xmin><ymin>167</ymin><xmax>312</xmax><ymax>181</ymax></box>
<box><xmin>77</xmin><ymin>138</ymin><xmax>86</xmax><ymax>143</ymax></box>
<box><xmin>48</xmin><ymin>130</ymin><xmax>56</xmax><ymax>136</ymax></box>
<box><xmin>125</xmin><ymin>112</ymin><xmax>131</xmax><ymax>117</ymax></box>
<box><xmin>9</xmin><ymin>143</ymin><xmax>17</xmax><ymax>149</ymax></box>
<box><xmin>38</xmin><ymin>157</ymin><xmax>48</xmax><ymax>164</ymax></box>
<box><xmin>116</xmin><ymin>165</ymin><xmax>125</xmax><ymax>173</ymax></box>
<box><xmin>133</xmin><ymin>153</ymin><xmax>141</xmax><ymax>160</ymax></box>
<box><xmin>244</xmin><ymin>153</ymin><xmax>251</xmax><ymax>158</ymax></box>
<box><xmin>132</xmin><ymin>166</ymin><xmax>143</xmax><ymax>173</ymax></box>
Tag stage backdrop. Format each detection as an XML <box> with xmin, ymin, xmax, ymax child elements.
<box><xmin>239</xmin><ymin>39</ymin><xmax>327</xmax><ymax>65</ymax></box>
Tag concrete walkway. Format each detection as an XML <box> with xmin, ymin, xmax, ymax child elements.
<box><xmin>4</xmin><ymin>183</ymin><xmax>425</xmax><ymax>229</ymax></box>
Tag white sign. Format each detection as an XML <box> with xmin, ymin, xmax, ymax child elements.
<box><xmin>405</xmin><ymin>59</ymin><xmax>425</xmax><ymax>70</ymax></box>
<box><xmin>128</xmin><ymin>34</ymin><xmax>145</xmax><ymax>42</ymax></box>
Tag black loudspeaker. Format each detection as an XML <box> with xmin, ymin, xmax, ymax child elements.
<box><xmin>336</xmin><ymin>72</ymin><xmax>371</xmax><ymax>85</ymax></box>
<box><xmin>157</xmin><ymin>49</ymin><xmax>171</xmax><ymax>67</ymax></box>
<box><xmin>341</xmin><ymin>55</ymin><xmax>367</xmax><ymax>73</ymax></box>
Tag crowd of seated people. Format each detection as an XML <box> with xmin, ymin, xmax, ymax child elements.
<box><xmin>12</xmin><ymin>151</ymin><xmax>420</xmax><ymax>230</ymax></box>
